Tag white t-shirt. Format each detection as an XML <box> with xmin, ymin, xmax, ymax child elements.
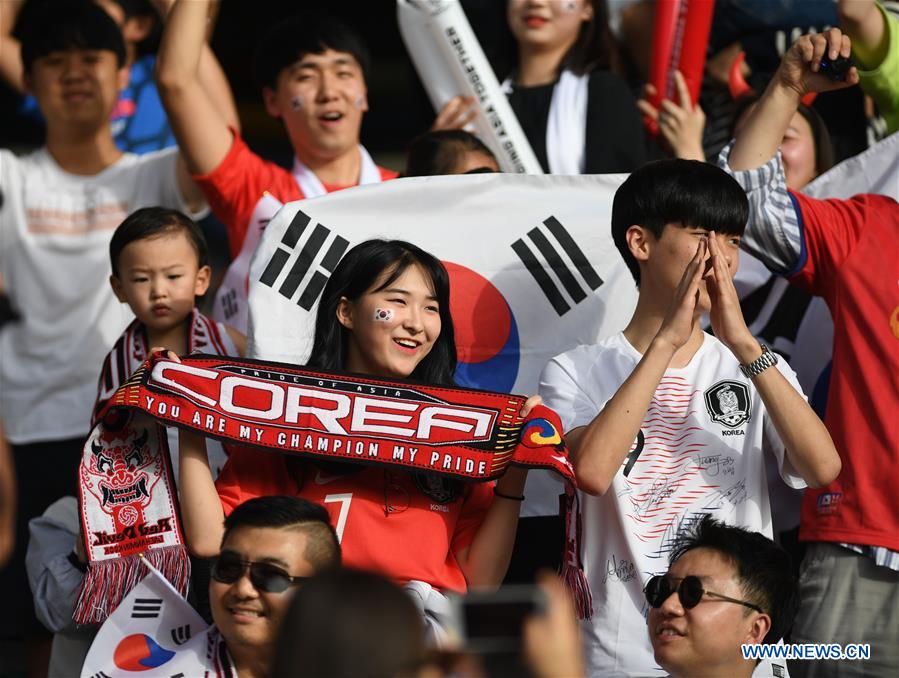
<box><xmin>0</xmin><ymin>147</ymin><xmax>205</xmax><ymax>444</ymax></box>
<box><xmin>539</xmin><ymin>332</ymin><xmax>806</xmax><ymax>677</ymax></box>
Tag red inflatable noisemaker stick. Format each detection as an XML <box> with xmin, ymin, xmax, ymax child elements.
<box><xmin>646</xmin><ymin>0</ymin><xmax>716</xmax><ymax>136</ymax></box>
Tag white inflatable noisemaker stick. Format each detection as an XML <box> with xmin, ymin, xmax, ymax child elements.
<box><xmin>397</xmin><ymin>0</ymin><xmax>544</xmax><ymax>174</ymax></box>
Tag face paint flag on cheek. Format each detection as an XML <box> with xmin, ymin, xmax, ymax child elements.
<box><xmin>291</xmin><ymin>95</ymin><xmax>304</xmax><ymax>111</ymax></box>
<box><xmin>373</xmin><ymin>308</ymin><xmax>394</xmax><ymax>322</ymax></box>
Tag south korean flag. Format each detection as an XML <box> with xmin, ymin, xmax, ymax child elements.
<box><xmin>82</xmin><ymin>559</ymin><xmax>219</xmax><ymax>677</ymax></box>
<box><xmin>246</xmin><ymin>173</ymin><xmax>638</xmax><ymax>515</ymax></box>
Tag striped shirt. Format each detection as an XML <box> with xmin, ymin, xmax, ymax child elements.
<box><xmin>717</xmin><ymin>141</ymin><xmax>899</xmax><ymax>572</ymax></box>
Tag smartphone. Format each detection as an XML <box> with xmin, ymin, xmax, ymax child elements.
<box><xmin>454</xmin><ymin>585</ymin><xmax>547</xmax><ymax>676</ymax></box>
<box><xmin>818</xmin><ymin>54</ymin><xmax>853</xmax><ymax>82</ymax></box>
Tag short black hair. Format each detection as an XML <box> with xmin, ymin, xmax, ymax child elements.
<box><xmin>611</xmin><ymin>159</ymin><xmax>749</xmax><ymax>285</ymax></box>
<box><xmin>404</xmin><ymin>130</ymin><xmax>498</xmax><ymax>177</ymax></box>
<box><xmin>108</xmin><ymin>0</ymin><xmax>163</xmax><ymax>57</ymax></box>
<box><xmin>20</xmin><ymin>1</ymin><xmax>127</xmax><ymax>73</ymax></box>
<box><xmin>222</xmin><ymin>496</ymin><xmax>340</xmax><ymax>573</ymax></box>
<box><xmin>669</xmin><ymin>515</ymin><xmax>799</xmax><ymax>645</ymax></box>
<box><xmin>109</xmin><ymin>207</ymin><xmax>208</xmax><ymax>278</ymax></box>
<box><xmin>254</xmin><ymin>13</ymin><xmax>370</xmax><ymax>91</ymax></box>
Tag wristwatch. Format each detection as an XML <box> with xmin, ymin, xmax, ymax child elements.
<box><xmin>740</xmin><ymin>344</ymin><xmax>778</xmax><ymax>378</ymax></box>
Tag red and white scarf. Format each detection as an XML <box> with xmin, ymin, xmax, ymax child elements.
<box><xmin>94</xmin><ymin>310</ymin><xmax>233</xmax><ymax>423</ymax></box>
<box><xmin>77</xmin><ymin>353</ymin><xmax>579</xmax><ymax>622</ymax></box>
<box><xmin>76</xmin><ymin>313</ymin><xmax>235</xmax><ymax>624</ymax></box>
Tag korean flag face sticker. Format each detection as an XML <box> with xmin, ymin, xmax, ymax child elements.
<box><xmin>373</xmin><ymin>308</ymin><xmax>394</xmax><ymax>322</ymax></box>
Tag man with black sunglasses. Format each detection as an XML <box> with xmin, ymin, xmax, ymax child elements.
<box><xmin>208</xmin><ymin>495</ymin><xmax>340</xmax><ymax>678</ymax></box>
<box><xmin>647</xmin><ymin>515</ymin><xmax>798</xmax><ymax>678</ymax></box>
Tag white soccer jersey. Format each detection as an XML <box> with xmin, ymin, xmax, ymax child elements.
<box><xmin>540</xmin><ymin>332</ymin><xmax>805</xmax><ymax>676</ymax></box>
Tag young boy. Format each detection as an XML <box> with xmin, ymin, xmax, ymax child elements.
<box><xmin>155</xmin><ymin>0</ymin><xmax>398</xmax><ymax>333</ymax></box>
<box><xmin>538</xmin><ymin>159</ymin><xmax>840</xmax><ymax>675</ymax></box>
<box><xmin>98</xmin><ymin>207</ymin><xmax>245</xmax><ymax>477</ymax></box>
<box><xmin>0</xmin><ymin>2</ymin><xmax>204</xmax><ymax>659</ymax></box>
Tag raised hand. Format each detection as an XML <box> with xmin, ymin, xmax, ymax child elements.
<box><xmin>637</xmin><ymin>70</ymin><xmax>706</xmax><ymax>161</ymax></box>
<box><xmin>150</xmin><ymin>346</ymin><xmax>181</xmax><ymax>362</ymax></box>
<box><xmin>656</xmin><ymin>239</ymin><xmax>707</xmax><ymax>351</ymax></box>
<box><xmin>705</xmin><ymin>233</ymin><xmax>759</xmax><ymax>364</ymax></box>
<box><xmin>775</xmin><ymin>28</ymin><xmax>860</xmax><ymax>99</ymax></box>
<box><xmin>431</xmin><ymin>95</ymin><xmax>478</xmax><ymax>131</ymax></box>
<box><xmin>519</xmin><ymin>394</ymin><xmax>543</xmax><ymax>419</ymax></box>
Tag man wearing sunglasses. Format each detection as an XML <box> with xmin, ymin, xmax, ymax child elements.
<box><xmin>208</xmin><ymin>495</ymin><xmax>340</xmax><ymax>678</ymax></box>
<box><xmin>647</xmin><ymin>515</ymin><xmax>798</xmax><ymax>678</ymax></box>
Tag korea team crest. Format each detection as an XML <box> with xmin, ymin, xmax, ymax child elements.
<box><xmin>704</xmin><ymin>380</ymin><xmax>751</xmax><ymax>428</ymax></box>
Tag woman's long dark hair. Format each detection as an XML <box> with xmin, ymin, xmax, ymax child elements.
<box><xmin>306</xmin><ymin>239</ymin><xmax>457</xmax><ymax>386</ymax></box>
<box><xmin>563</xmin><ymin>0</ymin><xmax>617</xmax><ymax>75</ymax></box>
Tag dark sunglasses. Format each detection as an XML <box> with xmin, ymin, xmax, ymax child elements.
<box><xmin>644</xmin><ymin>575</ymin><xmax>763</xmax><ymax>613</ymax></box>
<box><xmin>210</xmin><ymin>553</ymin><xmax>309</xmax><ymax>594</ymax></box>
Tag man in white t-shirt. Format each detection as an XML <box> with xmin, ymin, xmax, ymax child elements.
<box><xmin>539</xmin><ymin>159</ymin><xmax>840</xmax><ymax>676</ymax></box>
<box><xmin>0</xmin><ymin>3</ymin><xmax>205</xmax><ymax>657</ymax></box>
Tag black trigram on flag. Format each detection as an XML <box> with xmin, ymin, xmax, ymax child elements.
<box><xmin>511</xmin><ymin>216</ymin><xmax>603</xmax><ymax>316</ymax></box>
<box><xmin>258</xmin><ymin>208</ymin><xmax>350</xmax><ymax>311</ymax></box>
<box><xmin>131</xmin><ymin>597</ymin><xmax>163</xmax><ymax>619</ymax></box>
<box><xmin>89</xmin><ymin>672</ymin><xmax>111</xmax><ymax>678</ymax></box>
<box><xmin>171</xmin><ymin>624</ymin><xmax>192</xmax><ymax>645</ymax></box>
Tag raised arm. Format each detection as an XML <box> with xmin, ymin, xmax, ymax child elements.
<box><xmin>155</xmin><ymin>0</ymin><xmax>234</xmax><ymax>176</ymax></box>
<box><xmin>728</xmin><ymin>29</ymin><xmax>859</xmax><ymax>172</ymax></box>
<box><xmin>838</xmin><ymin>0</ymin><xmax>889</xmax><ymax>68</ymax></box>
<box><xmin>565</xmin><ymin>240</ymin><xmax>707</xmax><ymax>496</ymax></box>
<box><xmin>705</xmin><ymin>232</ymin><xmax>840</xmax><ymax>487</ymax></box>
<box><xmin>0</xmin><ymin>0</ymin><xmax>25</xmax><ymax>93</ymax></box>
<box><xmin>178</xmin><ymin>428</ymin><xmax>225</xmax><ymax>557</ymax></box>
<box><xmin>455</xmin><ymin>397</ymin><xmax>541</xmax><ymax>588</ymax></box>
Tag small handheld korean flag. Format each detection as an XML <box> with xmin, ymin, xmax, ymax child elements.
<box><xmin>82</xmin><ymin>558</ymin><xmax>207</xmax><ymax>678</ymax></box>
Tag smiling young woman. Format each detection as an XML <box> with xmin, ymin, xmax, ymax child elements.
<box><xmin>177</xmin><ymin>239</ymin><xmax>539</xmax><ymax>639</ymax></box>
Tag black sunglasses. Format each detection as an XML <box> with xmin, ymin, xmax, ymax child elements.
<box><xmin>210</xmin><ymin>553</ymin><xmax>309</xmax><ymax>594</ymax></box>
<box><xmin>644</xmin><ymin>575</ymin><xmax>763</xmax><ymax>613</ymax></box>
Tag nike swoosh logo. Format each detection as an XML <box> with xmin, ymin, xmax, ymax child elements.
<box><xmin>314</xmin><ymin>472</ymin><xmax>342</xmax><ymax>485</ymax></box>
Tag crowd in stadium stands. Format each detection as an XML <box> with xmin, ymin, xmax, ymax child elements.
<box><xmin>0</xmin><ymin>0</ymin><xmax>897</xmax><ymax>676</ymax></box>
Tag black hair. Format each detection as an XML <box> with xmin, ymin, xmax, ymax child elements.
<box><xmin>404</xmin><ymin>130</ymin><xmax>498</xmax><ymax>177</ymax></box>
<box><xmin>731</xmin><ymin>94</ymin><xmax>835</xmax><ymax>183</ymax></box>
<box><xmin>563</xmin><ymin>0</ymin><xmax>618</xmax><ymax>74</ymax></box>
<box><xmin>271</xmin><ymin>569</ymin><xmax>426</xmax><ymax>678</ymax></box>
<box><xmin>254</xmin><ymin>13</ymin><xmax>370</xmax><ymax>91</ymax></box>
<box><xmin>109</xmin><ymin>207</ymin><xmax>208</xmax><ymax>277</ymax></box>
<box><xmin>108</xmin><ymin>0</ymin><xmax>163</xmax><ymax>57</ymax></box>
<box><xmin>307</xmin><ymin>239</ymin><xmax>457</xmax><ymax>386</ymax></box>
<box><xmin>20</xmin><ymin>1</ymin><xmax>127</xmax><ymax>73</ymax></box>
<box><xmin>669</xmin><ymin>515</ymin><xmax>799</xmax><ymax>645</ymax></box>
<box><xmin>222</xmin><ymin>496</ymin><xmax>340</xmax><ymax>573</ymax></box>
<box><xmin>611</xmin><ymin>159</ymin><xmax>749</xmax><ymax>285</ymax></box>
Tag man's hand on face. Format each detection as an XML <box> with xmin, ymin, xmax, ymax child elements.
<box><xmin>705</xmin><ymin>232</ymin><xmax>759</xmax><ymax>365</ymax></box>
<box><xmin>656</xmin><ymin>238</ymin><xmax>707</xmax><ymax>352</ymax></box>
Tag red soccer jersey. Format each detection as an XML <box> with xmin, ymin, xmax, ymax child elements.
<box><xmin>789</xmin><ymin>192</ymin><xmax>899</xmax><ymax>551</ymax></box>
<box><xmin>215</xmin><ymin>447</ymin><xmax>494</xmax><ymax>593</ymax></box>
<box><xmin>192</xmin><ymin>132</ymin><xmax>398</xmax><ymax>259</ymax></box>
